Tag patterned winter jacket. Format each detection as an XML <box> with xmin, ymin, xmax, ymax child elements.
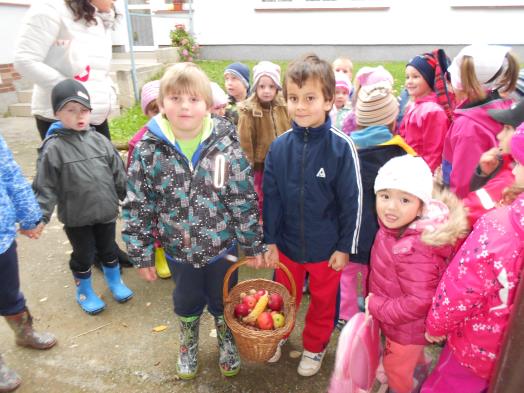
<box><xmin>426</xmin><ymin>193</ymin><xmax>524</xmax><ymax>379</ymax></box>
<box><xmin>0</xmin><ymin>134</ymin><xmax>42</xmax><ymax>253</ymax></box>
<box><xmin>122</xmin><ymin>114</ymin><xmax>265</xmax><ymax>268</ymax></box>
<box><xmin>369</xmin><ymin>189</ymin><xmax>469</xmax><ymax>345</ymax></box>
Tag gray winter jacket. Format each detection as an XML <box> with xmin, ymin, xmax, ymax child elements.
<box><xmin>33</xmin><ymin>126</ymin><xmax>126</xmax><ymax>227</ymax></box>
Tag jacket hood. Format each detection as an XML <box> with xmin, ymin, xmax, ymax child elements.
<box><xmin>350</xmin><ymin>125</ymin><xmax>393</xmax><ymax>148</ymax></box>
<box><xmin>419</xmin><ymin>187</ymin><xmax>470</xmax><ymax>247</ymax></box>
<box><xmin>144</xmin><ymin>113</ymin><xmax>216</xmax><ymax>147</ymax></box>
<box><xmin>238</xmin><ymin>92</ymin><xmax>287</xmax><ymax>116</ymax></box>
<box><xmin>454</xmin><ymin>98</ymin><xmax>510</xmax><ymax>133</ymax></box>
<box><xmin>509</xmin><ymin>192</ymin><xmax>524</xmax><ymax>237</ymax></box>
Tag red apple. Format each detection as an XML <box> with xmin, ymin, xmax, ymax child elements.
<box><xmin>271</xmin><ymin>312</ymin><xmax>285</xmax><ymax>328</ymax></box>
<box><xmin>268</xmin><ymin>293</ymin><xmax>284</xmax><ymax>311</ymax></box>
<box><xmin>256</xmin><ymin>311</ymin><xmax>274</xmax><ymax>330</ymax></box>
<box><xmin>254</xmin><ymin>289</ymin><xmax>266</xmax><ymax>301</ymax></box>
<box><xmin>234</xmin><ymin>303</ymin><xmax>250</xmax><ymax>318</ymax></box>
<box><xmin>242</xmin><ymin>294</ymin><xmax>257</xmax><ymax>309</ymax></box>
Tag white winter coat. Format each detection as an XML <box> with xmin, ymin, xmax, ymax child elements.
<box><xmin>14</xmin><ymin>0</ymin><xmax>117</xmax><ymax>125</ymax></box>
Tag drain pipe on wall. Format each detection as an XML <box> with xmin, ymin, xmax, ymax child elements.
<box><xmin>123</xmin><ymin>0</ymin><xmax>139</xmax><ymax>104</ymax></box>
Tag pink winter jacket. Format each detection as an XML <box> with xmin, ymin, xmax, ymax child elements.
<box><xmin>426</xmin><ymin>193</ymin><xmax>524</xmax><ymax>380</ymax></box>
<box><xmin>442</xmin><ymin>97</ymin><xmax>512</xmax><ymax>198</ymax></box>
<box><xmin>398</xmin><ymin>93</ymin><xmax>450</xmax><ymax>173</ymax></box>
<box><xmin>369</xmin><ymin>190</ymin><xmax>469</xmax><ymax>345</ymax></box>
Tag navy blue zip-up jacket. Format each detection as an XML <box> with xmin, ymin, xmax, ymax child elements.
<box><xmin>263</xmin><ymin>117</ymin><xmax>363</xmax><ymax>263</ymax></box>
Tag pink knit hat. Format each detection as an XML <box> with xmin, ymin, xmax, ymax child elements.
<box><xmin>511</xmin><ymin>123</ymin><xmax>524</xmax><ymax>165</ymax></box>
<box><xmin>335</xmin><ymin>72</ymin><xmax>352</xmax><ymax>93</ymax></box>
<box><xmin>355</xmin><ymin>66</ymin><xmax>394</xmax><ymax>88</ymax></box>
<box><xmin>253</xmin><ymin>61</ymin><xmax>282</xmax><ymax>90</ymax></box>
<box><xmin>140</xmin><ymin>80</ymin><xmax>160</xmax><ymax>114</ymax></box>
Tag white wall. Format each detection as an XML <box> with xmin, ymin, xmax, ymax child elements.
<box><xmin>0</xmin><ymin>3</ymin><xmax>30</xmax><ymax>64</ymax></box>
<box><xmin>190</xmin><ymin>0</ymin><xmax>524</xmax><ymax>46</ymax></box>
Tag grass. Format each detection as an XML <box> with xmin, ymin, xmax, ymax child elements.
<box><xmin>109</xmin><ymin>60</ymin><xmax>407</xmax><ymax>144</ymax></box>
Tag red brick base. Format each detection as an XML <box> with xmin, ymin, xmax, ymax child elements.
<box><xmin>0</xmin><ymin>63</ymin><xmax>21</xmax><ymax>94</ymax></box>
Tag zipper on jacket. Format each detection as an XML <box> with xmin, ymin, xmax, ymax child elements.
<box><xmin>300</xmin><ymin>128</ymin><xmax>309</xmax><ymax>261</ymax></box>
<box><xmin>270</xmin><ymin>104</ymin><xmax>278</xmax><ymax>138</ymax></box>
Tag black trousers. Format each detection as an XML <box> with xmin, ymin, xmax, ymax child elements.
<box><xmin>35</xmin><ymin>117</ymin><xmax>111</xmax><ymax>140</ymax></box>
<box><xmin>0</xmin><ymin>242</ymin><xmax>26</xmax><ymax>316</ymax></box>
<box><xmin>64</xmin><ymin>222</ymin><xmax>117</xmax><ymax>273</ymax></box>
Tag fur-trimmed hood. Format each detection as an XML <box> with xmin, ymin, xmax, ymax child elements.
<box><xmin>238</xmin><ymin>91</ymin><xmax>287</xmax><ymax>117</ymax></box>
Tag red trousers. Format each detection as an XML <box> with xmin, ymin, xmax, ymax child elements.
<box><xmin>275</xmin><ymin>250</ymin><xmax>341</xmax><ymax>353</ymax></box>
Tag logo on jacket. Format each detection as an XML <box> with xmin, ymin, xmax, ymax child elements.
<box><xmin>316</xmin><ymin>168</ymin><xmax>326</xmax><ymax>178</ymax></box>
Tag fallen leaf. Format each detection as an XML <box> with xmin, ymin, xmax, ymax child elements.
<box><xmin>146</xmin><ymin>302</ymin><xmax>151</xmax><ymax>307</ymax></box>
<box><xmin>152</xmin><ymin>325</ymin><xmax>168</xmax><ymax>332</ymax></box>
<box><xmin>289</xmin><ymin>350</ymin><xmax>302</xmax><ymax>359</ymax></box>
<box><xmin>122</xmin><ymin>322</ymin><xmax>128</xmax><ymax>328</ymax></box>
<box><xmin>39</xmin><ymin>297</ymin><xmax>48</xmax><ymax>303</ymax></box>
<box><xmin>69</xmin><ymin>344</ymin><xmax>79</xmax><ymax>348</ymax></box>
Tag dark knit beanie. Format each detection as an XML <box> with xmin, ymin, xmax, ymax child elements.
<box><xmin>224</xmin><ymin>62</ymin><xmax>250</xmax><ymax>92</ymax></box>
<box><xmin>407</xmin><ymin>55</ymin><xmax>437</xmax><ymax>89</ymax></box>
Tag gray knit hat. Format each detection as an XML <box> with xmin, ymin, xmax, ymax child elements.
<box><xmin>355</xmin><ymin>82</ymin><xmax>399</xmax><ymax>127</ymax></box>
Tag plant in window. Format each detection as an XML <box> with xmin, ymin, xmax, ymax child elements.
<box><xmin>170</xmin><ymin>24</ymin><xmax>199</xmax><ymax>62</ymax></box>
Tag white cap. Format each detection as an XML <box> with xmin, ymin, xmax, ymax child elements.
<box><xmin>374</xmin><ymin>155</ymin><xmax>433</xmax><ymax>205</ymax></box>
<box><xmin>210</xmin><ymin>81</ymin><xmax>228</xmax><ymax>107</ymax></box>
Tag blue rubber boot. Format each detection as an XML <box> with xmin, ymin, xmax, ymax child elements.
<box><xmin>73</xmin><ymin>271</ymin><xmax>106</xmax><ymax>315</ymax></box>
<box><xmin>102</xmin><ymin>262</ymin><xmax>134</xmax><ymax>303</ymax></box>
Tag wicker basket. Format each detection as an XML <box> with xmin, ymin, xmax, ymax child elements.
<box><xmin>223</xmin><ymin>259</ymin><xmax>297</xmax><ymax>362</ymax></box>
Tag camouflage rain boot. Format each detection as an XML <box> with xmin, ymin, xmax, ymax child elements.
<box><xmin>0</xmin><ymin>355</ymin><xmax>21</xmax><ymax>393</ymax></box>
<box><xmin>176</xmin><ymin>316</ymin><xmax>200</xmax><ymax>380</ymax></box>
<box><xmin>214</xmin><ymin>315</ymin><xmax>240</xmax><ymax>377</ymax></box>
<box><xmin>4</xmin><ymin>308</ymin><xmax>57</xmax><ymax>350</ymax></box>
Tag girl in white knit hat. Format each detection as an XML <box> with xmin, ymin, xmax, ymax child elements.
<box><xmin>237</xmin><ymin>61</ymin><xmax>291</xmax><ymax>215</ymax></box>
<box><xmin>365</xmin><ymin>155</ymin><xmax>469</xmax><ymax>393</ymax></box>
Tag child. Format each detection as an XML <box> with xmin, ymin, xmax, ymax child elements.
<box><xmin>336</xmin><ymin>83</ymin><xmax>415</xmax><ymax>330</ymax></box>
<box><xmin>442</xmin><ymin>44</ymin><xmax>519</xmax><ymax>198</ymax></box>
<box><xmin>333</xmin><ymin>56</ymin><xmax>354</xmax><ymax>80</ymax></box>
<box><xmin>422</xmin><ymin>128</ymin><xmax>524</xmax><ymax>393</ymax></box>
<box><xmin>122</xmin><ymin>63</ymin><xmax>265</xmax><ymax>379</ymax></box>
<box><xmin>33</xmin><ymin>79</ymin><xmax>132</xmax><ymax>315</ymax></box>
<box><xmin>263</xmin><ymin>54</ymin><xmax>363</xmax><ymax>376</ymax></box>
<box><xmin>330</xmin><ymin>72</ymin><xmax>353</xmax><ymax>130</ymax></box>
<box><xmin>463</xmin><ymin>98</ymin><xmax>524</xmax><ymax>226</ymax></box>
<box><xmin>238</xmin><ymin>60</ymin><xmax>291</xmax><ymax>214</ymax></box>
<box><xmin>366</xmin><ymin>155</ymin><xmax>469</xmax><ymax>393</ymax></box>
<box><xmin>210</xmin><ymin>81</ymin><xmax>228</xmax><ymax>117</ymax></box>
<box><xmin>223</xmin><ymin>62</ymin><xmax>250</xmax><ymax>125</ymax></box>
<box><xmin>126</xmin><ymin>80</ymin><xmax>171</xmax><ymax>278</ymax></box>
<box><xmin>398</xmin><ymin>49</ymin><xmax>453</xmax><ymax>172</ymax></box>
<box><xmin>342</xmin><ymin>66</ymin><xmax>394</xmax><ymax>135</ymax></box>
<box><xmin>0</xmin><ymin>134</ymin><xmax>56</xmax><ymax>392</ymax></box>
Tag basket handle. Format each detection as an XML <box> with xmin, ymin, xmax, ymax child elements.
<box><xmin>223</xmin><ymin>258</ymin><xmax>297</xmax><ymax>302</ymax></box>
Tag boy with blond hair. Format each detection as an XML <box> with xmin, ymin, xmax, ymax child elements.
<box><xmin>264</xmin><ymin>54</ymin><xmax>363</xmax><ymax>376</ymax></box>
<box><xmin>122</xmin><ymin>63</ymin><xmax>265</xmax><ymax>379</ymax></box>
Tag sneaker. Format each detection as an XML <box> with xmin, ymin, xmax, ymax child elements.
<box><xmin>335</xmin><ymin>318</ymin><xmax>347</xmax><ymax>331</ymax></box>
<box><xmin>267</xmin><ymin>338</ymin><xmax>287</xmax><ymax>363</ymax></box>
<box><xmin>297</xmin><ymin>349</ymin><xmax>326</xmax><ymax>376</ymax></box>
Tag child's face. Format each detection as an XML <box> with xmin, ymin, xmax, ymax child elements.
<box><xmin>224</xmin><ymin>73</ymin><xmax>247</xmax><ymax>101</ymax></box>
<box><xmin>56</xmin><ymin>101</ymin><xmax>91</xmax><ymax>131</ymax></box>
<box><xmin>497</xmin><ymin>124</ymin><xmax>515</xmax><ymax>153</ymax></box>
<box><xmin>334</xmin><ymin>87</ymin><xmax>349</xmax><ymax>110</ymax></box>
<box><xmin>160</xmin><ymin>90</ymin><xmax>208</xmax><ymax>138</ymax></box>
<box><xmin>376</xmin><ymin>188</ymin><xmax>423</xmax><ymax>229</ymax></box>
<box><xmin>333</xmin><ymin>59</ymin><xmax>353</xmax><ymax>80</ymax></box>
<box><xmin>286</xmin><ymin>78</ymin><xmax>333</xmax><ymax>129</ymax></box>
<box><xmin>405</xmin><ymin>66</ymin><xmax>432</xmax><ymax>99</ymax></box>
<box><xmin>256</xmin><ymin>75</ymin><xmax>278</xmax><ymax>104</ymax></box>
<box><xmin>145</xmin><ymin>100</ymin><xmax>159</xmax><ymax>119</ymax></box>
<box><xmin>210</xmin><ymin>104</ymin><xmax>226</xmax><ymax>117</ymax></box>
<box><xmin>513</xmin><ymin>162</ymin><xmax>524</xmax><ymax>187</ymax></box>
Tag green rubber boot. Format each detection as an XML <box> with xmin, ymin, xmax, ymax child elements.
<box><xmin>176</xmin><ymin>316</ymin><xmax>200</xmax><ymax>380</ymax></box>
<box><xmin>215</xmin><ymin>315</ymin><xmax>240</xmax><ymax>377</ymax></box>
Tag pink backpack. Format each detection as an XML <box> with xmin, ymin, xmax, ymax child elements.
<box><xmin>329</xmin><ymin>312</ymin><xmax>380</xmax><ymax>393</ymax></box>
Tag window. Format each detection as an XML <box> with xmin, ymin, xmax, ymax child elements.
<box><xmin>451</xmin><ymin>0</ymin><xmax>524</xmax><ymax>6</ymax></box>
<box><xmin>256</xmin><ymin>0</ymin><xmax>390</xmax><ymax>10</ymax></box>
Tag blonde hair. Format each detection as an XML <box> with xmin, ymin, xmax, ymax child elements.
<box><xmin>502</xmin><ymin>183</ymin><xmax>524</xmax><ymax>205</ymax></box>
<box><xmin>460</xmin><ymin>51</ymin><xmax>519</xmax><ymax>102</ymax></box>
<box><xmin>158</xmin><ymin>63</ymin><xmax>213</xmax><ymax>108</ymax></box>
<box><xmin>333</xmin><ymin>57</ymin><xmax>354</xmax><ymax>74</ymax></box>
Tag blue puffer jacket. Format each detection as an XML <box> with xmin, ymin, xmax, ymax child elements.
<box><xmin>263</xmin><ymin>118</ymin><xmax>363</xmax><ymax>262</ymax></box>
<box><xmin>0</xmin><ymin>134</ymin><xmax>42</xmax><ymax>253</ymax></box>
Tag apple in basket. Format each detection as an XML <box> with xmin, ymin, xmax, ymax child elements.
<box><xmin>234</xmin><ymin>303</ymin><xmax>250</xmax><ymax>318</ymax></box>
<box><xmin>242</xmin><ymin>294</ymin><xmax>257</xmax><ymax>309</ymax></box>
<box><xmin>255</xmin><ymin>289</ymin><xmax>266</xmax><ymax>301</ymax></box>
<box><xmin>268</xmin><ymin>292</ymin><xmax>284</xmax><ymax>312</ymax></box>
<box><xmin>256</xmin><ymin>311</ymin><xmax>274</xmax><ymax>330</ymax></box>
<box><xmin>271</xmin><ymin>311</ymin><xmax>285</xmax><ymax>328</ymax></box>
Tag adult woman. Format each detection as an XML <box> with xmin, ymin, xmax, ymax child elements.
<box><xmin>14</xmin><ymin>0</ymin><xmax>118</xmax><ymax>140</ymax></box>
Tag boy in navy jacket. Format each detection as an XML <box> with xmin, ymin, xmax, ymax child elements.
<box><xmin>263</xmin><ymin>54</ymin><xmax>363</xmax><ymax>376</ymax></box>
